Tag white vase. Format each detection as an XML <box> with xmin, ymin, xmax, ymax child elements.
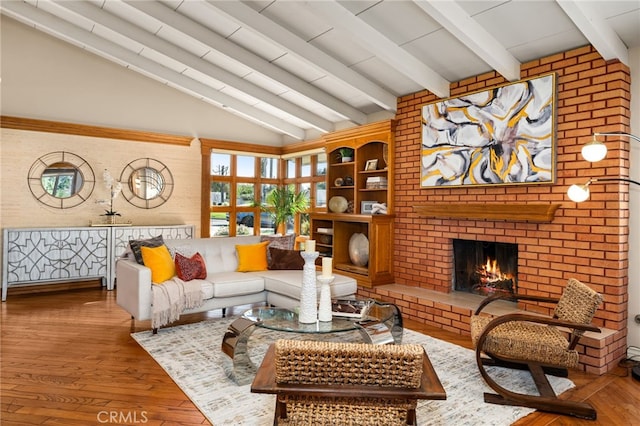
<box><xmin>299</xmin><ymin>251</ymin><xmax>319</xmax><ymax>323</ymax></box>
<box><xmin>349</xmin><ymin>233</ymin><xmax>369</xmax><ymax>266</ymax></box>
<box><xmin>317</xmin><ymin>275</ymin><xmax>334</xmax><ymax>322</ymax></box>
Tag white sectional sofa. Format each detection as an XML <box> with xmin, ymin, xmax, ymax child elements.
<box><xmin>116</xmin><ymin>235</ymin><xmax>358</xmax><ymax>330</ymax></box>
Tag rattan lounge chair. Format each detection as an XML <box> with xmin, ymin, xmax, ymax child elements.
<box><xmin>470</xmin><ymin>278</ymin><xmax>603</xmax><ymax>420</ymax></box>
<box><xmin>251</xmin><ymin>339</ymin><xmax>446</xmax><ymax>425</ymax></box>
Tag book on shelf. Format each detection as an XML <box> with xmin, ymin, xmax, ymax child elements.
<box><xmin>366</xmin><ymin>176</ymin><xmax>388</xmax><ymax>189</ymax></box>
<box><xmin>331</xmin><ymin>299</ymin><xmax>371</xmax><ymax>319</ymax></box>
<box><xmin>366</xmin><ymin>176</ymin><xmax>387</xmax><ymax>183</ymax></box>
<box><xmin>317</xmin><ymin>227</ymin><xmax>334</xmax><ymax>234</ymax></box>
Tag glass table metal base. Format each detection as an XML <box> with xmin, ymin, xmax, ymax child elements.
<box><xmin>221</xmin><ymin>301</ymin><xmax>403</xmax><ymax>385</ymax></box>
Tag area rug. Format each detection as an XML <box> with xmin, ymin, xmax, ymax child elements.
<box><xmin>132</xmin><ymin>318</ymin><xmax>575</xmax><ymax>425</ymax></box>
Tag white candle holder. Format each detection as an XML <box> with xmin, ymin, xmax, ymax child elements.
<box><xmin>299</xmin><ymin>251</ymin><xmax>319</xmax><ymax>323</ymax></box>
<box><xmin>317</xmin><ymin>275</ymin><xmax>334</xmax><ymax>322</ymax></box>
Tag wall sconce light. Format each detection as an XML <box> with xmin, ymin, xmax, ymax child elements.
<box><xmin>567</xmin><ymin>177</ymin><xmax>640</xmax><ymax>202</ymax></box>
<box><xmin>581</xmin><ymin>132</ymin><xmax>640</xmax><ymax>162</ymax></box>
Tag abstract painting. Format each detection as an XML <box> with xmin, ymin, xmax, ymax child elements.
<box><xmin>420</xmin><ymin>73</ymin><xmax>556</xmax><ymax>187</ymax></box>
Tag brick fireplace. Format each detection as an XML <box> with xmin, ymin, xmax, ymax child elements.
<box><xmin>358</xmin><ymin>45</ymin><xmax>631</xmax><ymax>375</ymax></box>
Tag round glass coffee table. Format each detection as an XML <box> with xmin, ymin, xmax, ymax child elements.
<box><xmin>221</xmin><ymin>300</ymin><xmax>403</xmax><ymax>385</ymax></box>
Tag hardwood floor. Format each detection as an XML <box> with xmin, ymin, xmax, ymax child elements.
<box><xmin>1</xmin><ymin>286</ymin><xmax>638</xmax><ymax>425</ymax></box>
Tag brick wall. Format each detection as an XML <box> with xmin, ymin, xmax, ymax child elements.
<box><xmin>361</xmin><ymin>46</ymin><xmax>631</xmax><ymax>374</ymax></box>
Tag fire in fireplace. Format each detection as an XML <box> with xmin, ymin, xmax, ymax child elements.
<box><xmin>453</xmin><ymin>239</ymin><xmax>517</xmax><ymax>296</ymax></box>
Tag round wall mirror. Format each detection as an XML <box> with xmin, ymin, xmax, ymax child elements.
<box><xmin>119</xmin><ymin>158</ymin><xmax>173</xmax><ymax>209</ymax></box>
<box><xmin>28</xmin><ymin>151</ymin><xmax>95</xmax><ymax>209</ymax></box>
<box><xmin>41</xmin><ymin>161</ymin><xmax>83</xmax><ymax>198</ymax></box>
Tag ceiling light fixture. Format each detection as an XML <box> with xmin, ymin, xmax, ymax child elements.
<box><xmin>581</xmin><ymin>132</ymin><xmax>640</xmax><ymax>162</ymax></box>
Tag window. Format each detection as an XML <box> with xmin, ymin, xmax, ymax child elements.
<box><xmin>211</xmin><ymin>153</ymin><xmax>231</xmax><ymax>176</ymax></box>
<box><xmin>317</xmin><ymin>153</ymin><xmax>327</xmax><ymax>176</ymax></box>
<box><xmin>300</xmin><ymin>155</ymin><xmax>311</xmax><ymax>177</ymax></box>
<box><xmin>286</xmin><ymin>159</ymin><xmax>296</xmax><ymax>179</ymax></box>
<box><xmin>236</xmin><ymin>183</ymin><xmax>254</xmax><ymax>206</ymax></box>
<box><xmin>206</xmin><ymin>152</ymin><xmax>279</xmax><ymax>237</ymax></box>
<box><xmin>202</xmin><ymin>142</ymin><xmax>326</xmax><ymax>238</ymax></box>
<box><xmin>261</xmin><ymin>158</ymin><xmax>278</xmax><ymax>179</ymax></box>
<box><xmin>236</xmin><ymin>155</ymin><xmax>255</xmax><ymax>178</ymax></box>
<box><xmin>282</xmin><ymin>153</ymin><xmax>328</xmax><ymax>237</ymax></box>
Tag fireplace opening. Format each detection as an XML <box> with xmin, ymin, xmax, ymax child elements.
<box><xmin>453</xmin><ymin>239</ymin><xmax>517</xmax><ymax>296</ymax></box>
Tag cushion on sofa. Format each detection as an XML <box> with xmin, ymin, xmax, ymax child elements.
<box><xmin>209</xmin><ymin>271</ymin><xmax>267</xmax><ymax>298</ymax></box>
<box><xmin>175</xmin><ymin>252</ymin><xmax>207</xmax><ymax>281</ymax></box>
<box><xmin>130</xmin><ymin>235</ymin><xmax>165</xmax><ymax>264</ymax></box>
<box><xmin>261</xmin><ymin>234</ymin><xmax>296</xmax><ymax>264</ymax></box>
<box><xmin>268</xmin><ymin>247</ymin><xmax>304</xmax><ymax>270</ymax></box>
<box><xmin>168</xmin><ymin>244</ymin><xmax>198</xmax><ymax>259</ymax></box>
<box><xmin>261</xmin><ymin>270</ymin><xmax>357</xmax><ymax>300</ymax></box>
<box><xmin>140</xmin><ymin>245</ymin><xmax>176</xmax><ymax>284</ymax></box>
<box><xmin>260</xmin><ymin>233</ymin><xmax>296</xmax><ymax>250</ymax></box>
<box><xmin>166</xmin><ymin>236</ymin><xmax>262</xmax><ymax>275</ymax></box>
<box><xmin>236</xmin><ymin>241</ymin><xmax>269</xmax><ymax>272</ymax></box>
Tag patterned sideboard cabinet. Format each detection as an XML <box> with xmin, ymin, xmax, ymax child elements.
<box><xmin>2</xmin><ymin>225</ymin><xmax>194</xmax><ymax>301</ymax></box>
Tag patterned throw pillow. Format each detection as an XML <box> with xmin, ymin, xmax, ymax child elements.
<box><xmin>175</xmin><ymin>252</ymin><xmax>207</xmax><ymax>281</ymax></box>
<box><xmin>168</xmin><ymin>244</ymin><xmax>197</xmax><ymax>260</ymax></box>
<box><xmin>260</xmin><ymin>234</ymin><xmax>296</xmax><ymax>264</ymax></box>
<box><xmin>268</xmin><ymin>247</ymin><xmax>304</xmax><ymax>270</ymax></box>
<box><xmin>129</xmin><ymin>235</ymin><xmax>164</xmax><ymax>265</ymax></box>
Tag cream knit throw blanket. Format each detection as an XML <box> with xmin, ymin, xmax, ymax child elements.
<box><xmin>151</xmin><ymin>277</ymin><xmax>204</xmax><ymax>329</ymax></box>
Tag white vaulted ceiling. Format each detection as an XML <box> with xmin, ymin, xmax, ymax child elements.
<box><xmin>1</xmin><ymin>0</ymin><xmax>639</xmax><ymax>141</ymax></box>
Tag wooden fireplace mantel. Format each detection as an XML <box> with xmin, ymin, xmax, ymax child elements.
<box><xmin>413</xmin><ymin>203</ymin><xmax>561</xmax><ymax>223</ymax></box>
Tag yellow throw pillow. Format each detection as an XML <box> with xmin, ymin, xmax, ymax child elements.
<box><xmin>236</xmin><ymin>241</ymin><xmax>269</xmax><ymax>272</ymax></box>
<box><xmin>141</xmin><ymin>245</ymin><xmax>176</xmax><ymax>284</ymax></box>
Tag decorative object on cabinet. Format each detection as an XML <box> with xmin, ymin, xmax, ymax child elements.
<box><xmin>119</xmin><ymin>158</ymin><xmax>174</xmax><ymax>209</ymax></box>
<box><xmin>361</xmin><ymin>201</ymin><xmax>376</xmax><ymax>214</ymax></box>
<box><xmin>2</xmin><ymin>225</ymin><xmax>194</xmax><ymax>301</ymax></box>
<box><xmin>421</xmin><ymin>73</ymin><xmax>556</xmax><ymax>187</ymax></box>
<box><xmin>98</xmin><ymin>169</ymin><xmax>123</xmax><ymax>224</ymax></box>
<box><xmin>348</xmin><ymin>233</ymin><xmax>369</xmax><ymax>267</ymax></box>
<box><xmin>334</xmin><ymin>177</ymin><xmax>344</xmax><ymax>187</ymax></box>
<box><xmin>328</xmin><ymin>196</ymin><xmax>349</xmax><ymax>213</ymax></box>
<box><xmin>27</xmin><ymin>151</ymin><xmax>96</xmax><ymax>209</ymax></box>
<box><xmin>338</xmin><ymin>148</ymin><xmax>354</xmax><ymax>162</ymax></box>
<box><xmin>371</xmin><ymin>203</ymin><xmax>388</xmax><ymax>215</ymax></box>
<box><xmin>343</xmin><ymin>176</ymin><xmax>354</xmax><ymax>186</ymax></box>
<box><xmin>364</xmin><ymin>159</ymin><xmax>378</xmax><ymax>171</ymax></box>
